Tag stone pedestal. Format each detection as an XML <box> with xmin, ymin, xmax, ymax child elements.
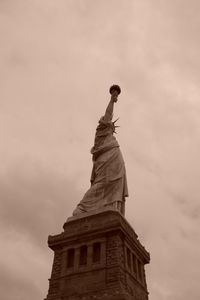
<box><xmin>45</xmin><ymin>209</ymin><xmax>150</xmax><ymax>300</ymax></box>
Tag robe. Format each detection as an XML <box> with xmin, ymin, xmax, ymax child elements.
<box><xmin>72</xmin><ymin>115</ymin><xmax>128</xmax><ymax>216</ymax></box>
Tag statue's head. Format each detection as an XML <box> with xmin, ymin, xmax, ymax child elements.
<box><xmin>109</xmin><ymin>84</ymin><xmax>121</xmax><ymax>96</ymax></box>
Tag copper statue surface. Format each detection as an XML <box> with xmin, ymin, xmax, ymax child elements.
<box><xmin>73</xmin><ymin>85</ymin><xmax>128</xmax><ymax>216</ymax></box>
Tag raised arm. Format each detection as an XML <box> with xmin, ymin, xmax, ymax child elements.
<box><xmin>103</xmin><ymin>90</ymin><xmax>119</xmax><ymax>122</ymax></box>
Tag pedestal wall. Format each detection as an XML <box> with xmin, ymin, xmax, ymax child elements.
<box><xmin>45</xmin><ymin>209</ymin><xmax>150</xmax><ymax>300</ymax></box>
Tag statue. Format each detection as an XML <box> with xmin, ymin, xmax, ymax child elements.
<box><xmin>73</xmin><ymin>85</ymin><xmax>128</xmax><ymax>216</ymax></box>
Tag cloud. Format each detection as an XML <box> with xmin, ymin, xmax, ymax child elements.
<box><xmin>1</xmin><ymin>1</ymin><xmax>200</xmax><ymax>300</ymax></box>
<box><xmin>0</xmin><ymin>160</ymin><xmax>79</xmax><ymax>243</ymax></box>
<box><xmin>0</xmin><ymin>159</ymin><xmax>81</xmax><ymax>299</ymax></box>
<box><xmin>0</xmin><ymin>232</ymin><xmax>49</xmax><ymax>300</ymax></box>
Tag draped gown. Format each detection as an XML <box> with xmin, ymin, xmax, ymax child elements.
<box><xmin>72</xmin><ymin>114</ymin><xmax>128</xmax><ymax>216</ymax></box>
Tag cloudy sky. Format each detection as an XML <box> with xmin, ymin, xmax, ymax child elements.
<box><xmin>1</xmin><ymin>0</ymin><xmax>200</xmax><ymax>299</ymax></box>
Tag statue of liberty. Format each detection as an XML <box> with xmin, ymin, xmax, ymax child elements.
<box><xmin>73</xmin><ymin>85</ymin><xmax>128</xmax><ymax>216</ymax></box>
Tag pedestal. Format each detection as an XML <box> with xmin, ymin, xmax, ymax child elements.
<box><xmin>45</xmin><ymin>209</ymin><xmax>150</xmax><ymax>300</ymax></box>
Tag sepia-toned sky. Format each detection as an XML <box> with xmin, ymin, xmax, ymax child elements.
<box><xmin>1</xmin><ymin>1</ymin><xmax>200</xmax><ymax>299</ymax></box>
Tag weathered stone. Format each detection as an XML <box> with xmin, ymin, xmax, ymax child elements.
<box><xmin>44</xmin><ymin>210</ymin><xmax>150</xmax><ymax>300</ymax></box>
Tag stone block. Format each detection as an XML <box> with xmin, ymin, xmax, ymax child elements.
<box><xmin>45</xmin><ymin>209</ymin><xmax>150</xmax><ymax>300</ymax></box>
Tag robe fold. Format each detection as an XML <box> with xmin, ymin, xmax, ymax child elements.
<box><xmin>73</xmin><ymin>115</ymin><xmax>128</xmax><ymax>216</ymax></box>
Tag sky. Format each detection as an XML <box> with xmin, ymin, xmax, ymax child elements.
<box><xmin>0</xmin><ymin>0</ymin><xmax>200</xmax><ymax>299</ymax></box>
